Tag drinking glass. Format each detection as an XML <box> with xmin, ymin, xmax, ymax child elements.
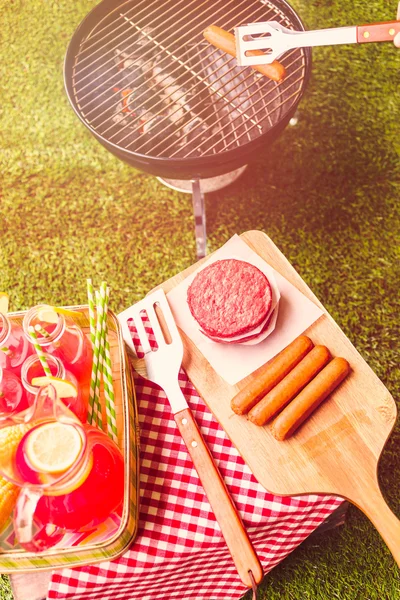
<box><xmin>0</xmin><ymin>313</ymin><xmax>33</xmax><ymax>377</ymax></box>
<box><xmin>22</xmin><ymin>305</ymin><xmax>93</xmax><ymax>399</ymax></box>
<box><xmin>0</xmin><ymin>386</ymin><xmax>124</xmax><ymax>552</ymax></box>
<box><xmin>21</xmin><ymin>354</ymin><xmax>87</xmax><ymax>424</ymax></box>
<box><xmin>0</xmin><ymin>367</ymin><xmax>28</xmax><ymax>416</ymax></box>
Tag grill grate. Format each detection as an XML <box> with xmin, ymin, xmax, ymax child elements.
<box><xmin>71</xmin><ymin>0</ymin><xmax>306</xmax><ymax>159</ymax></box>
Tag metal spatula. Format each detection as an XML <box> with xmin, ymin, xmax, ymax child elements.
<box><xmin>119</xmin><ymin>289</ymin><xmax>263</xmax><ymax>592</ymax></box>
<box><xmin>235</xmin><ymin>19</ymin><xmax>400</xmax><ymax>66</ymax></box>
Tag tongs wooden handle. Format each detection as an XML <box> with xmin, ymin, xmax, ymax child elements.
<box><xmin>235</xmin><ymin>19</ymin><xmax>400</xmax><ymax>66</ymax></box>
<box><xmin>356</xmin><ymin>21</ymin><xmax>400</xmax><ymax>43</ymax></box>
<box><xmin>175</xmin><ymin>408</ymin><xmax>263</xmax><ymax>589</ymax></box>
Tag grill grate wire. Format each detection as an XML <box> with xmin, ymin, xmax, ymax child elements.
<box><xmin>71</xmin><ymin>0</ymin><xmax>306</xmax><ymax>159</ymax></box>
<box><xmin>92</xmin><ymin>0</ymin><xmax>275</xmax><ymax>135</ymax></box>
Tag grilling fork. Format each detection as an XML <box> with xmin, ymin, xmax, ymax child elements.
<box><xmin>119</xmin><ymin>288</ymin><xmax>263</xmax><ymax>592</ymax></box>
<box><xmin>235</xmin><ymin>19</ymin><xmax>400</xmax><ymax>66</ymax></box>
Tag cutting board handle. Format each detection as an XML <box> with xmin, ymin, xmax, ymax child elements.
<box><xmin>175</xmin><ymin>408</ymin><xmax>263</xmax><ymax>588</ymax></box>
<box><xmin>354</xmin><ymin>484</ymin><xmax>400</xmax><ymax>567</ymax></box>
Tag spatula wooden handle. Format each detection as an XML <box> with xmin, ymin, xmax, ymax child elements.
<box><xmin>175</xmin><ymin>408</ymin><xmax>263</xmax><ymax>588</ymax></box>
<box><xmin>352</xmin><ymin>484</ymin><xmax>400</xmax><ymax>567</ymax></box>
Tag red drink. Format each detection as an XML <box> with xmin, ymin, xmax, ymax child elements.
<box><xmin>21</xmin><ymin>354</ymin><xmax>88</xmax><ymax>423</ymax></box>
<box><xmin>35</xmin><ymin>427</ymin><xmax>124</xmax><ymax>530</ymax></box>
<box><xmin>0</xmin><ymin>314</ymin><xmax>33</xmax><ymax>377</ymax></box>
<box><xmin>13</xmin><ymin>423</ymin><xmax>124</xmax><ymax>551</ymax></box>
<box><xmin>22</xmin><ymin>306</ymin><xmax>93</xmax><ymax>400</ymax></box>
<box><xmin>0</xmin><ymin>367</ymin><xmax>28</xmax><ymax>416</ymax></box>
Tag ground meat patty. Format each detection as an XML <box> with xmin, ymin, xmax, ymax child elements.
<box><xmin>187</xmin><ymin>259</ymin><xmax>272</xmax><ymax>338</ymax></box>
<box><xmin>202</xmin><ymin>309</ymin><xmax>275</xmax><ymax>344</ymax></box>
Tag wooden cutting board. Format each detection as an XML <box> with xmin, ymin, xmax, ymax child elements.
<box><xmin>143</xmin><ymin>230</ymin><xmax>399</xmax><ymax>565</ymax></box>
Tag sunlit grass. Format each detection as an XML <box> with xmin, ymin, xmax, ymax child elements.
<box><xmin>0</xmin><ymin>0</ymin><xmax>399</xmax><ymax>597</ymax></box>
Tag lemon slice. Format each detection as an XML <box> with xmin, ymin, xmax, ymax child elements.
<box><xmin>31</xmin><ymin>376</ymin><xmax>78</xmax><ymax>399</ymax></box>
<box><xmin>37</xmin><ymin>307</ymin><xmax>59</xmax><ymax>324</ymax></box>
<box><xmin>38</xmin><ymin>306</ymin><xmax>83</xmax><ymax>323</ymax></box>
<box><xmin>44</xmin><ymin>453</ymin><xmax>94</xmax><ymax>496</ymax></box>
<box><xmin>25</xmin><ymin>422</ymin><xmax>83</xmax><ymax>473</ymax></box>
<box><xmin>0</xmin><ymin>293</ymin><xmax>9</xmax><ymax>315</ymax></box>
<box><xmin>52</xmin><ymin>307</ymin><xmax>83</xmax><ymax>319</ymax></box>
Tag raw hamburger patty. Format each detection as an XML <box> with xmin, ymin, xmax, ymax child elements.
<box><xmin>203</xmin><ymin>309</ymin><xmax>275</xmax><ymax>344</ymax></box>
<box><xmin>187</xmin><ymin>259</ymin><xmax>272</xmax><ymax>338</ymax></box>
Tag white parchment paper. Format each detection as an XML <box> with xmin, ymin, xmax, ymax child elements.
<box><xmin>167</xmin><ymin>235</ymin><xmax>324</xmax><ymax>385</ymax></box>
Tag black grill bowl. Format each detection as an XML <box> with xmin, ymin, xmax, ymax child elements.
<box><xmin>64</xmin><ymin>0</ymin><xmax>311</xmax><ymax>180</ymax></box>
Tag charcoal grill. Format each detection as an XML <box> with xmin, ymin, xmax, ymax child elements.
<box><xmin>65</xmin><ymin>0</ymin><xmax>311</xmax><ymax>258</ymax></box>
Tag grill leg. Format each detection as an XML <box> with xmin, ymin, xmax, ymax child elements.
<box><xmin>191</xmin><ymin>179</ymin><xmax>207</xmax><ymax>260</ymax></box>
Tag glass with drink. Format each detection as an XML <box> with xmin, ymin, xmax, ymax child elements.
<box><xmin>20</xmin><ymin>354</ymin><xmax>87</xmax><ymax>423</ymax></box>
<box><xmin>0</xmin><ymin>313</ymin><xmax>33</xmax><ymax>377</ymax></box>
<box><xmin>22</xmin><ymin>306</ymin><xmax>93</xmax><ymax>399</ymax></box>
<box><xmin>0</xmin><ymin>385</ymin><xmax>124</xmax><ymax>552</ymax></box>
<box><xmin>0</xmin><ymin>367</ymin><xmax>28</xmax><ymax>416</ymax></box>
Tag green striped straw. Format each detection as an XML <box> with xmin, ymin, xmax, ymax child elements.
<box><xmin>86</xmin><ymin>279</ymin><xmax>118</xmax><ymax>439</ymax></box>
<box><xmin>95</xmin><ymin>290</ymin><xmax>106</xmax><ymax>413</ymax></box>
<box><xmin>94</xmin><ymin>284</ymin><xmax>108</xmax><ymax>428</ymax></box>
<box><xmin>27</xmin><ymin>326</ymin><xmax>51</xmax><ymax>376</ymax></box>
<box><xmin>101</xmin><ymin>287</ymin><xmax>118</xmax><ymax>442</ymax></box>
<box><xmin>34</xmin><ymin>324</ymin><xmax>50</xmax><ymax>339</ymax></box>
<box><xmin>87</xmin><ymin>285</ymin><xmax>104</xmax><ymax>428</ymax></box>
<box><xmin>86</xmin><ymin>279</ymin><xmax>96</xmax><ymax>346</ymax></box>
<box><xmin>86</xmin><ymin>278</ymin><xmax>99</xmax><ymax>425</ymax></box>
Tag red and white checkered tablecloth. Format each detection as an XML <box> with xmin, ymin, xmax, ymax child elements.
<box><xmin>48</xmin><ymin>326</ymin><xmax>343</xmax><ymax>600</ymax></box>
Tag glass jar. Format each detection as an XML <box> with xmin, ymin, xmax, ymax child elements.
<box><xmin>21</xmin><ymin>353</ymin><xmax>87</xmax><ymax>424</ymax></box>
<box><xmin>0</xmin><ymin>313</ymin><xmax>33</xmax><ymax>377</ymax></box>
<box><xmin>22</xmin><ymin>305</ymin><xmax>93</xmax><ymax>396</ymax></box>
<box><xmin>13</xmin><ymin>421</ymin><xmax>124</xmax><ymax>552</ymax></box>
<box><xmin>0</xmin><ymin>382</ymin><xmax>124</xmax><ymax>553</ymax></box>
<box><xmin>0</xmin><ymin>366</ymin><xmax>28</xmax><ymax>416</ymax></box>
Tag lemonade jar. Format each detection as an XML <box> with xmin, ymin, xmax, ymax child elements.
<box><xmin>22</xmin><ymin>305</ymin><xmax>93</xmax><ymax>394</ymax></box>
<box><xmin>0</xmin><ymin>313</ymin><xmax>33</xmax><ymax>377</ymax></box>
<box><xmin>0</xmin><ymin>367</ymin><xmax>28</xmax><ymax>416</ymax></box>
<box><xmin>0</xmin><ymin>384</ymin><xmax>124</xmax><ymax>552</ymax></box>
<box><xmin>21</xmin><ymin>354</ymin><xmax>87</xmax><ymax>423</ymax></box>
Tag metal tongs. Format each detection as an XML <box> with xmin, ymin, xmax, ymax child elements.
<box><xmin>235</xmin><ymin>19</ymin><xmax>400</xmax><ymax>66</ymax></box>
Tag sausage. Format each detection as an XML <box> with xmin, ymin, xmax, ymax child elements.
<box><xmin>231</xmin><ymin>335</ymin><xmax>314</xmax><ymax>415</ymax></box>
<box><xmin>270</xmin><ymin>357</ymin><xmax>351</xmax><ymax>441</ymax></box>
<box><xmin>203</xmin><ymin>25</ymin><xmax>286</xmax><ymax>83</ymax></box>
<box><xmin>248</xmin><ymin>345</ymin><xmax>331</xmax><ymax>426</ymax></box>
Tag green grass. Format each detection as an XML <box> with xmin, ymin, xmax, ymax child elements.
<box><xmin>0</xmin><ymin>0</ymin><xmax>399</xmax><ymax>597</ymax></box>
<box><xmin>0</xmin><ymin>577</ymin><xmax>12</xmax><ymax>600</ymax></box>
